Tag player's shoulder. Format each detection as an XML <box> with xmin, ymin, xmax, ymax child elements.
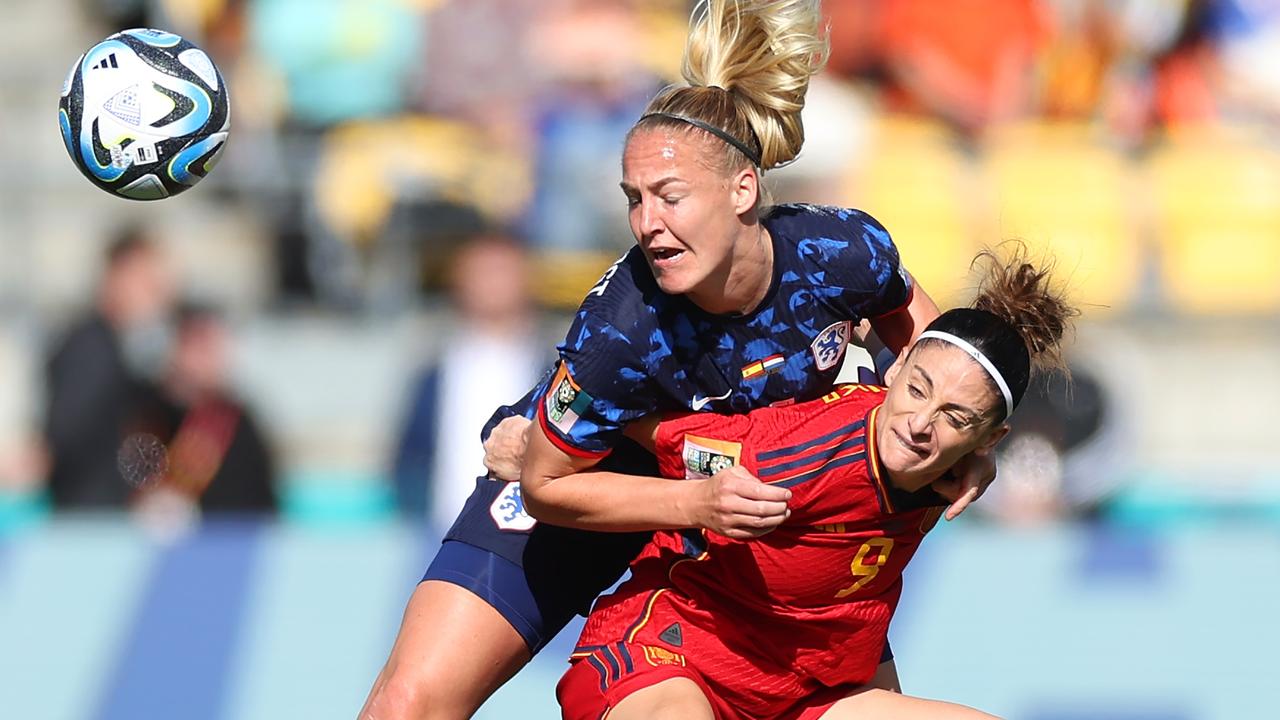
<box><xmin>762</xmin><ymin>202</ymin><xmax>906</xmax><ymax>297</ymax></box>
<box><xmin>813</xmin><ymin>383</ymin><xmax>889</xmax><ymax>414</ymax></box>
<box><xmin>766</xmin><ymin>203</ymin><xmax>899</xmax><ymax>284</ymax></box>
<box><xmin>766</xmin><ymin>203</ymin><xmax>892</xmax><ymax>249</ymax></box>
<box><xmin>561</xmin><ymin>246</ymin><xmax>664</xmax><ymax>356</ymax></box>
<box><xmin>572</xmin><ymin>246</ymin><xmax>662</xmax><ymax>327</ymax></box>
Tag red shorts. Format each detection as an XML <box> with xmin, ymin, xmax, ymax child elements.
<box><xmin>557</xmin><ymin>587</ymin><xmax>857</xmax><ymax>720</ymax></box>
<box><xmin>556</xmin><ymin>642</ymin><xmax>849</xmax><ymax>720</ymax></box>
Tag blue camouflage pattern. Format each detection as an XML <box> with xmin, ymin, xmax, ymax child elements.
<box><xmin>539</xmin><ymin>203</ymin><xmax>912</xmax><ymax>455</ymax></box>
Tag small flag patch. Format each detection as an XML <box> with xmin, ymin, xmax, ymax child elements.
<box><xmin>742</xmin><ymin>353</ymin><xmax>785</xmax><ymax>380</ymax></box>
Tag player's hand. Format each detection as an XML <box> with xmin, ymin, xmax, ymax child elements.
<box><xmin>482</xmin><ymin>416</ymin><xmax>532</xmax><ymax>482</ymax></box>
<box><xmin>931</xmin><ymin>446</ymin><xmax>997</xmax><ymax>521</ymax></box>
<box><xmin>691</xmin><ymin>466</ymin><xmax>791</xmax><ymax>540</ymax></box>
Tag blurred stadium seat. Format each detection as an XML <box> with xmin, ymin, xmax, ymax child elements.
<box><xmin>530</xmin><ymin>250</ymin><xmax>620</xmax><ymax>311</ymax></box>
<box><xmin>847</xmin><ymin>115</ymin><xmax>978</xmax><ymax>307</ymax></box>
<box><xmin>312</xmin><ymin>116</ymin><xmax>530</xmax><ymax>248</ymax></box>
<box><xmin>983</xmin><ymin>121</ymin><xmax>1142</xmax><ymax>313</ymax></box>
<box><xmin>1146</xmin><ymin>124</ymin><xmax>1280</xmax><ymax>314</ymax></box>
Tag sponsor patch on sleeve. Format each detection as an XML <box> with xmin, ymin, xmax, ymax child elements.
<box><xmin>544</xmin><ymin>363</ymin><xmax>594</xmax><ymax>436</ymax></box>
<box><xmin>682</xmin><ymin>435</ymin><xmax>742</xmax><ymax>479</ymax></box>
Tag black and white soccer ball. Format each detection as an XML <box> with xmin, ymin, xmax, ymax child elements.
<box><xmin>58</xmin><ymin>28</ymin><xmax>230</xmax><ymax>200</ymax></box>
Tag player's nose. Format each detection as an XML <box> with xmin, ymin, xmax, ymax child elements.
<box><xmin>906</xmin><ymin>409</ymin><xmax>932</xmax><ymax>438</ymax></box>
<box><xmin>638</xmin><ymin>197</ymin><xmax>665</xmax><ymax>238</ymax></box>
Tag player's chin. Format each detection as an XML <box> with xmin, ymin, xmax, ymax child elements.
<box><xmin>652</xmin><ymin>267</ymin><xmax>700</xmax><ymax>296</ymax></box>
<box><xmin>882</xmin><ymin>444</ymin><xmax>940</xmax><ymax>480</ymax></box>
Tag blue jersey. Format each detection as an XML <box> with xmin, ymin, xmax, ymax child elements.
<box><xmin>537</xmin><ymin>203</ymin><xmax>913</xmax><ymax>457</ymax></box>
<box><xmin>446</xmin><ymin>204</ymin><xmax>912</xmax><ymax>574</ymax></box>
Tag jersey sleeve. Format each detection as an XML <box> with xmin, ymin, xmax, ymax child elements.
<box><xmin>831</xmin><ymin>208</ymin><xmax>915</xmax><ymax>319</ymax></box>
<box><xmin>536</xmin><ymin>310</ymin><xmax>655</xmax><ymax>458</ymax></box>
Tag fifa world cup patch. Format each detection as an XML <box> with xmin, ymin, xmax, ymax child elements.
<box><xmin>545</xmin><ymin>364</ymin><xmax>594</xmax><ymax>435</ymax></box>
<box><xmin>811</xmin><ymin>321</ymin><xmax>853</xmax><ymax>371</ymax></box>
<box><xmin>682</xmin><ymin>435</ymin><xmax>742</xmax><ymax>479</ymax></box>
<box><xmin>642</xmin><ymin>645</ymin><xmax>686</xmax><ymax>667</ymax></box>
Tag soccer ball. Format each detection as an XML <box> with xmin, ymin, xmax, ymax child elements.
<box><xmin>58</xmin><ymin>28</ymin><xmax>230</xmax><ymax>200</ymax></box>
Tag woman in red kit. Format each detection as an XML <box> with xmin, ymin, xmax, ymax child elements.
<box><xmin>531</xmin><ymin>247</ymin><xmax>1079</xmax><ymax>720</ymax></box>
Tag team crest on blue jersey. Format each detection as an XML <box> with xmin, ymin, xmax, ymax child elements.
<box><xmin>682</xmin><ymin>435</ymin><xmax>742</xmax><ymax>479</ymax></box>
<box><xmin>545</xmin><ymin>364</ymin><xmax>593</xmax><ymax>435</ymax></box>
<box><xmin>811</xmin><ymin>321</ymin><xmax>853</xmax><ymax>372</ymax></box>
<box><xmin>489</xmin><ymin>482</ymin><xmax>536</xmax><ymax>532</ymax></box>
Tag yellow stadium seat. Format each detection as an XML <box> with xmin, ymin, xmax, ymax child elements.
<box><xmin>312</xmin><ymin>116</ymin><xmax>530</xmax><ymax>247</ymax></box>
<box><xmin>531</xmin><ymin>251</ymin><xmax>620</xmax><ymax>311</ymax></box>
<box><xmin>845</xmin><ymin>116</ymin><xmax>979</xmax><ymax>307</ymax></box>
<box><xmin>982</xmin><ymin>121</ymin><xmax>1141</xmax><ymax>313</ymax></box>
<box><xmin>1146</xmin><ymin>124</ymin><xmax>1280</xmax><ymax>315</ymax></box>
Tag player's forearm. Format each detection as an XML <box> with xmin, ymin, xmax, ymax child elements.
<box><xmin>523</xmin><ymin>469</ymin><xmax>697</xmax><ymax>532</ymax></box>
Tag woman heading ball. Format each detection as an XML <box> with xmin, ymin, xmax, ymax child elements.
<box><xmin>360</xmin><ymin>2</ymin><xmax>995</xmax><ymax>718</ymax></box>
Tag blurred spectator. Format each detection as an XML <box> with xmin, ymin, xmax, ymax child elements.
<box><xmin>414</xmin><ymin>0</ymin><xmax>544</xmax><ymax>127</ymax></box>
<box><xmin>1149</xmin><ymin>0</ymin><xmax>1280</xmax><ymax>128</ymax></box>
<box><xmin>521</xmin><ymin>0</ymin><xmax>662</xmax><ymax>252</ymax></box>
<box><xmin>248</xmin><ymin>0</ymin><xmax>426</xmax><ymax>128</ymax></box>
<box><xmin>43</xmin><ymin>227</ymin><xmax>173</xmax><ymax>510</ymax></box>
<box><xmin>878</xmin><ymin>0</ymin><xmax>1050</xmax><ymax>137</ymax></box>
<box><xmin>1208</xmin><ymin>0</ymin><xmax>1280</xmax><ymax>121</ymax></box>
<box><xmin>391</xmin><ymin>231</ymin><xmax>547</xmax><ymax>531</ymax></box>
<box><xmin>1151</xmin><ymin>1</ymin><xmax>1223</xmax><ymax>127</ymax></box>
<box><xmin>129</xmin><ymin>301</ymin><xmax>278</xmax><ymax>520</ymax></box>
<box><xmin>975</xmin><ymin>364</ymin><xmax>1129</xmax><ymax>525</ymax></box>
<box><xmin>79</xmin><ymin>0</ymin><xmax>150</xmax><ymax>31</ymax></box>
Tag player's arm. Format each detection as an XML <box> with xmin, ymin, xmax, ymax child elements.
<box><xmin>521</xmin><ymin>426</ymin><xmax>790</xmax><ymax>539</ymax></box>
<box><xmin>868</xmin><ymin>275</ymin><xmax>939</xmax><ymax>355</ymax></box>
<box><xmin>522</xmin><ymin>387</ymin><xmax>789</xmax><ymax>539</ymax></box>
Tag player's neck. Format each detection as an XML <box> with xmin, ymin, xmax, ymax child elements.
<box><xmin>690</xmin><ymin>224</ymin><xmax>773</xmax><ymax>316</ymax></box>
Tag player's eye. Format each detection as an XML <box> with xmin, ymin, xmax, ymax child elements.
<box><xmin>907</xmin><ymin>384</ymin><xmax>924</xmax><ymax>400</ymax></box>
<box><xmin>662</xmin><ymin>195</ymin><xmax>682</xmax><ymax>206</ymax></box>
<box><xmin>945</xmin><ymin>413</ymin><xmax>966</xmax><ymax>429</ymax></box>
<box><xmin>625</xmin><ymin>195</ymin><xmax>641</xmax><ymax>208</ymax></box>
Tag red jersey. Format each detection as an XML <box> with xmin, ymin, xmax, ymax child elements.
<box><xmin>569</xmin><ymin>385</ymin><xmax>949</xmax><ymax>719</ymax></box>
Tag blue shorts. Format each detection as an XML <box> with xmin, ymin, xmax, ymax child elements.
<box><xmin>423</xmin><ymin>539</ymin><xmax>553</xmax><ymax>652</ymax></box>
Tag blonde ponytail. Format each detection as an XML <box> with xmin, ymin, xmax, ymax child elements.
<box><xmin>636</xmin><ymin>0</ymin><xmax>828</xmax><ymax>171</ymax></box>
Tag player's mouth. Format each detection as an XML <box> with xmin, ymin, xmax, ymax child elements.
<box><xmin>649</xmin><ymin>247</ymin><xmax>686</xmax><ymax>269</ymax></box>
<box><xmin>892</xmin><ymin>429</ymin><xmax>930</xmax><ymax>459</ymax></box>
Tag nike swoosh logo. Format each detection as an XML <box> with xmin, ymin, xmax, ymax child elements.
<box><xmin>690</xmin><ymin>389</ymin><xmax>733</xmax><ymax>411</ymax></box>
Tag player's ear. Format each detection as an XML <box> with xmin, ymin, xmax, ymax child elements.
<box><xmin>977</xmin><ymin>423</ymin><xmax>1010</xmax><ymax>453</ymax></box>
<box><xmin>883</xmin><ymin>351</ymin><xmax>908</xmax><ymax>386</ymax></box>
<box><xmin>730</xmin><ymin>166</ymin><xmax>759</xmax><ymax>216</ymax></box>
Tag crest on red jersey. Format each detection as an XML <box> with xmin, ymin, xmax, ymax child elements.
<box><xmin>682</xmin><ymin>435</ymin><xmax>742</xmax><ymax>479</ymax></box>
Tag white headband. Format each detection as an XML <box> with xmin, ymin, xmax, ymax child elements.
<box><xmin>916</xmin><ymin>330</ymin><xmax>1014</xmax><ymax>418</ymax></box>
